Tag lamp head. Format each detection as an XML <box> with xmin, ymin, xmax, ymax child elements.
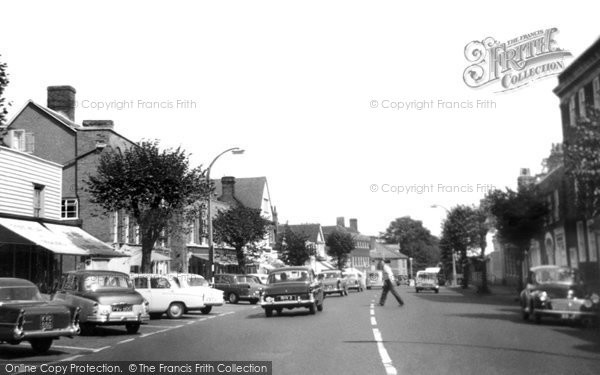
<box><xmin>232</xmin><ymin>149</ymin><xmax>245</xmax><ymax>155</ymax></box>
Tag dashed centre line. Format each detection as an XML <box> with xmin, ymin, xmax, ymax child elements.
<box><xmin>369</xmin><ymin>302</ymin><xmax>398</xmax><ymax>375</ymax></box>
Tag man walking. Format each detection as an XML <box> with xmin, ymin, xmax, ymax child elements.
<box><xmin>379</xmin><ymin>259</ymin><xmax>404</xmax><ymax>306</ymax></box>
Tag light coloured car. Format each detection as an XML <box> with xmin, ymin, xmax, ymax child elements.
<box><xmin>53</xmin><ymin>270</ymin><xmax>149</xmax><ymax>334</ymax></box>
<box><xmin>131</xmin><ymin>274</ymin><xmax>205</xmax><ymax>319</ymax></box>
<box><xmin>415</xmin><ymin>270</ymin><xmax>439</xmax><ymax>293</ymax></box>
<box><xmin>168</xmin><ymin>273</ymin><xmax>224</xmax><ymax>314</ymax></box>
<box><xmin>343</xmin><ymin>268</ymin><xmax>366</xmax><ymax>292</ymax></box>
<box><xmin>366</xmin><ymin>270</ymin><xmax>384</xmax><ymax>289</ymax></box>
<box><xmin>318</xmin><ymin>270</ymin><xmax>348</xmax><ymax>296</ymax></box>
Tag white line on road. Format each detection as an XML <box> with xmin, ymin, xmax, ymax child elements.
<box><xmin>140</xmin><ymin>328</ymin><xmax>171</xmax><ymax>338</ymax></box>
<box><xmin>59</xmin><ymin>354</ymin><xmax>84</xmax><ymax>361</ymax></box>
<box><xmin>117</xmin><ymin>338</ymin><xmax>135</xmax><ymax>344</ymax></box>
<box><xmin>371</xmin><ymin>317</ymin><xmax>377</xmax><ymax>325</ymax></box>
<box><xmin>372</xmin><ymin>329</ymin><xmax>397</xmax><ymax>375</ymax></box>
<box><xmin>52</xmin><ymin>345</ymin><xmax>96</xmax><ymax>352</ymax></box>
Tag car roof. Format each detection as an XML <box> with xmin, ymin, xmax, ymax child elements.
<box><xmin>65</xmin><ymin>270</ymin><xmax>130</xmax><ymax>277</ymax></box>
<box><xmin>0</xmin><ymin>278</ymin><xmax>36</xmax><ymax>287</ymax></box>
<box><xmin>530</xmin><ymin>265</ymin><xmax>571</xmax><ymax>271</ymax></box>
<box><xmin>272</xmin><ymin>267</ymin><xmax>311</xmax><ymax>272</ymax></box>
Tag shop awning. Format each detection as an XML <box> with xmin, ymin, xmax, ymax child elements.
<box><xmin>0</xmin><ymin>217</ymin><xmax>88</xmax><ymax>256</ymax></box>
<box><xmin>0</xmin><ymin>217</ymin><xmax>125</xmax><ymax>257</ymax></box>
<box><xmin>190</xmin><ymin>253</ymin><xmax>238</xmax><ymax>266</ymax></box>
<box><xmin>130</xmin><ymin>251</ymin><xmax>171</xmax><ymax>265</ymax></box>
<box><xmin>44</xmin><ymin>223</ymin><xmax>126</xmax><ymax>257</ymax></box>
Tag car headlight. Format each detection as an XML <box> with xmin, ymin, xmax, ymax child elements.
<box><xmin>539</xmin><ymin>291</ymin><xmax>548</xmax><ymax>302</ymax></box>
<box><xmin>591</xmin><ymin>293</ymin><xmax>600</xmax><ymax>304</ymax></box>
<box><xmin>265</xmin><ymin>296</ymin><xmax>274</xmax><ymax>303</ymax></box>
<box><xmin>567</xmin><ymin>290</ymin><xmax>575</xmax><ymax>299</ymax></box>
<box><xmin>584</xmin><ymin>300</ymin><xmax>593</xmax><ymax>309</ymax></box>
<box><xmin>97</xmin><ymin>304</ymin><xmax>111</xmax><ymax>315</ymax></box>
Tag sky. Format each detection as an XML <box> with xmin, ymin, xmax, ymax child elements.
<box><xmin>1</xmin><ymin>0</ymin><xmax>598</xmax><ymax>238</ymax></box>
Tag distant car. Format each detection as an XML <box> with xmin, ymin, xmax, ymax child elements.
<box><xmin>415</xmin><ymin>270</ymin><xmax>439</xmax><ymax>293</ymax></box>
<box><xmin>249</xmin><ymin>273</ymin><xmax>269</xmax><ymax>285</ymax></box>
<box><xmin>52</xmin><ymin>270</ymin><xmax>149</xmax><ymax>334</ymax></box>
<box><xmin>260</xmin><ymin>266</ymin><xmax>324</xmax><ymax>317</ymax></box>
<box><xmin>168</xmin><ymin>273</ymin><xmax>224</xmax><ymax>314</ymax></box>
<box><xmin>520</xmin><ymin>265</ymin><xmax>600</xmax><ymax>325</ymax></box>
<box><xmin>0</xmin><ymin>278</ymin><xmax>80</xmax><ymax>354</ymax></box>
<box><xmin>395</xmin><ymin>275</ymin><xmax>409</xmax><ymax>286</ymax></box>
<box><xmin>213</xmin><ymin>274</ymin><xmax>262</xmax><ymax>304</ymax></box>
<box><xmin>319</xmin><ymin>270</ymin><xmax>348</xmax><ymax>296</ymax></box>
<box><xmin>366</xmin><ymin>270</ymin><xmax>384</xmax><ymax>289</ymax></box>
<box><xmin>131</xmin><ymin>274</ymin><xmax>206</xmax><ymax>318</ymax></box>
<box><xmin>343</xmin><ymin>268</ymin><xmax>366</xmax><ymax>292</ymax></box>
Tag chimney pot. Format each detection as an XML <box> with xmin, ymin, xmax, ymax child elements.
<box><xmin>82</xmin><ymin>120</ymin><xmax>114</xmax><ymax>129</ymax></box>
<box><xmin>47</xmin><ymin>86</ymin><xmax>76</xmax><ymax>121</ymax></box>
<box><xmin>336</xmin><ymin>217</ymin><xmax>345</xmax><ymax>228</ymax></box>
<box><xmin>349</xmin><ymin>218</ymin><xmax>358</xmax><ymax>232</ymax></box>
<box><xmin>220</xmin><ymin>176</ymin><xmax>236</xmax><ymax>203</ymax></box>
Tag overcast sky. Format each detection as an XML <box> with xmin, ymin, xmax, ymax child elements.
<box><xmin>1</xmin><ymin>1</ymin><xmax>598</xmax><ymax>238</ymax></box>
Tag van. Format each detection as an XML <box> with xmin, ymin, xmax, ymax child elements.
<box><xmin>415</xmin><ymin>270</ymin><xmax>439</xmax><ymax>293</ymax></box>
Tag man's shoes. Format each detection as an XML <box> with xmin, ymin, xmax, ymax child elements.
<box><xmin>399</xmin><ymin>302</ymin><xmax>404</xmax><ymax>307</ymax></box>
<box><xmin>379</xmin><ymin>303</ymin><xmax>384</xmax><ymax>306</ymax></box>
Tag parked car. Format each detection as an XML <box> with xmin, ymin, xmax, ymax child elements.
<box><xmin>343</xmin><ymin>268</ymin><xmax>366</xmax><ymax>292</ymax></box>
<box><xmin>319</xmin><ymin>270</ymin><xmax>348</xmax><ymax>296</ymax></box>
<box><xmin>52</xmin><ymin>270</ymin><xmax>149</xmax><ymax>334</ymax></box>
<box><xmin>260</xmin><ymin>266</ymin><xmax>324</xmax><ymax>317</ymax></box>
<box><xmin>415</xmin><ymin>270</ymin><xmax>440</xmax><ymax>293</ymax></box>
<box><xmin>520</xmin><ymin>265</ymin><xmax>600</xmax><ymax>325</ymax></box>
<box><xmin>249</xmin><ymin>273</ymin><xmax>269</xmax><ymax>285</ymax></box>
<box><xmin>366</xmin><ymin>270</ymin><xmax>384</xmax><ymax>289</ymax></box>
<box><xmin>168</xmin><ymin>273</ymin><xmax>224</xmax><ymax>314</ymax></box>
<box><xmin>131</xmin><ymin>274</ymin><xmax>205</xmax><ymax>318</ymax></box>
<box><xmin>0</xmin><ymin>278</ymin><xmax>80</xmax><ymax>354</ymax></box>
<box><xmin>213</xmin><ymin>274</ymin><xmax>262</xmax><ymax>304</ymax></box>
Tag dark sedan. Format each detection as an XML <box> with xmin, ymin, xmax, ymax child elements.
<box><xmin>260</xmin><ymin>267</ymin><xmax>324</xmax><ymax>317</ymax></box>
<box><xmin>520</xmin><ymin>265</ymin><xmax>600</xmax><ymax>325</ymax></box>
<box><xmin>0</xmin><ymin>278</ymin><xmax>80</xmax><ymax>353</ymax></box>
<box><xmin>213</xmin><ymin>274</ymin><xmax>262</xmax><ymax>304</ymax></box>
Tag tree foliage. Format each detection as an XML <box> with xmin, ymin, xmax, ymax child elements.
<box><xmin>212</xmin><ymin>205</ymin><xmax>272</xmax><ymax>271</ymax></box>
<box><xmin>86</xmin><ymin>140</ymin><xmax>210</xmax><ymax>272</ymax></box>
<box><xmin>487</xmin><ymin>185</ymin><xmax>549</xmax><ymax>290</ymax></box>
<box><xmin>563</xmin><ymin>106</ymin><xmax>600</xmax><ymax>218</ymax></box>
<box><xmin>277</xmin><ymin>225</ymin><xmax>315</xmax><ymax>266</ymax></box>
<box><xmin>439</xmin><ymin>204</ymin><xmax>490</xmax><ymax>290</ymax></box>
<box><xmin>381</xmin><ymin>216</ymin><xmax>439</xmax><ymax>272</ymax></box>
<box><xmin>325</xmin><ymin>229</ymin><xmax>355</xmax><ymax>270</ymax></box>
<box><xmin>0</xmin><ymin>54</ymin><xmax>10</xmax><ymax>141</ymax></box>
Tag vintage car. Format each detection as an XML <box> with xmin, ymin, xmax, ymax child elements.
<box><xmin>366</xmin><ymin>270</ymin><xmax>384</xmax><ymax>289</ymax></box>
<box><xmin>343</xmin><ymin>268</ymin><xmax>366</xmax><ymax>292</ymax></box>
<box><xmin>52</xmin><ymin>270</ymin><xmax>149</xmax><ymax>334</ymax></box>
<box><xmin>415</xmin><ymin>270</ymin><xmax>440</xmax><ymax>293</ymax></box>
<box><xmin>319</xmin><ymin>270</ymin><xmax>348</xmax><ymax>296</ymax></box>
<box><xmin>131</xmin><ymin>274</ymin><xmax>206</xmax><ymax>318</ymax></box>
<box><xmin>249</xmin><ymin>273</ymin><xmax>269</xmax><ymax>285</ymax></box>
<box><xmin>167</xmin><ymin>273</ymin><xmax>224</xmax><ymax>314</ymax></box>
<box><xmin>213</xmin><ymin>274</ymin><xmax>263</xmax><ymax>304</ymax></box>
<box><xmin>520</xmin><ymin>265</ymin><xmax>600</xmax><ymax>325</ymax></box>
<box><xmin>260</xmin><ymin>266</ymin><xmax>324</xmax><ymax>317</ymax></box>
<box><xmin>0</xmin><ymin>278</ymin><xmax>80</xmax><ymax>354</ymax></box>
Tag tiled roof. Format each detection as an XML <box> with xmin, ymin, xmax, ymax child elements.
<box><xmin>370</xmin><ymin>242</ymin><xmax>407</xmax><ymax>259</ymax></box>
<box><xmin>212</xmin><ymin>177</ymin><xmax>270</xmax><ymax>211</ymax></box>
<box><xmin>278</xmin><ymin>224</ymin><xmax>323</xmax><ymax>243</ymax></box>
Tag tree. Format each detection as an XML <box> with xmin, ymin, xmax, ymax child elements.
<box><xmin>212</xmin><ymin>205</ymin><xmax>272</xmax><ymax>271</ymax></box>
<box><xmin>487</xmin><ymin>186</ymin><xmax>549</xmax><ymax>291</ymax></box>
<box><xmin>326</xmin><ymin>229</ymin><xmax>355</xmax><ymax>270</ymax></box>
<box><xmin>277</xmin><ymin>225</ymin><xmax>315</xmax><ymax>266</ymax></box>
<box><xmin>563</xmin><ymin>105</ymin><xmax>600</xmax><ymax>218</ymax></box>
<box><xmin>440</xmin><ymin>204</ymin><xmax>491</xmax><ymax>291</ymax></box>
<box><xmin>381</xmin><ymin>216</ymin><xmax>440</xmax><ymax>272</ymax></box>
<box><xmin>0</xmin><ymin>54</ymin><xmax>10</xmax><ymax>142</ymax></box>
<box><xmin>86</xmin><ymin>140</ymin><xmax>210</xmax><ymax>272</ymax></box>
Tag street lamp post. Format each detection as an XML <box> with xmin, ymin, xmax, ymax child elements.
<box><xmin>431</xmin><ymin>204</ymin><xmax>457</xmax><ymax>287</ymax></box>
<box><xmin>206</xmin><ymin>147</ymin><xmax>244</xmax><ymax>283</ymax></box>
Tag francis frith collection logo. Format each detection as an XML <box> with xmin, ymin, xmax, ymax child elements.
<box><xmin>463</xmin><ymin>28</ymin><xmax>572</xmax><ymax>92</ymax></box>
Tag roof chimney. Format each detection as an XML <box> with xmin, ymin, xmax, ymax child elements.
<box><xmin>82</xmin><ymin>120</ymin><xmax>114</xmax><ymax>130</ymax></box>
<box><xmin>221</xmin><ymin>176</ymin><xmax>236</xmax><ymax>203</ymax></box>
<box><xmin>47</xmin><ymin>86</ymin><xmax>76</xmax><ymax>121</ymax></box>
<box><xmin>517</xmin><ymin>168</ymin><xmax>535</xmax><ymax>190</ymax></box>
<box><xmin>336</xmin><ymin>217</ymin><xmax>345</xmax><ymax>228</ymax></box>
<box><xmin>349</xmin><ymin>218</ymin><xmax>358</xmax><ymax>232</ymax></box>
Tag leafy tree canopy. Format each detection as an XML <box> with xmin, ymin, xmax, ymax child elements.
<box><xmin>381</xmin><ymin>216</ymin><xmax>439</xmax><ymax>271</ymax></box>
<box><xmin>325</xmin><ymin>229</ymin><xmax>355</xmax><ymax>270</ymax></box>
<box><xmin>0</xmin><ymin>54</ymin><xmax>11</xmax><ymax>140</ymax></box>
<box><xmin>212</xmin><ymin>205</ymin><xmax>272</xmax><ymax>271</ymax></box>
<box><xmin>86</xmin><ymin>140</ymin><xmax>210</xmax><ymax>272</ymax></box>
<box><xmin>277</xmin><ymin>225</ymin><xmax>315</xmax><ymax>266</ymax></box>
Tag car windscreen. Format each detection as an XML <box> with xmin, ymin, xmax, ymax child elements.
<box><xmin>268</xmin><ymin>270</ymin><xmax>309</xmax><ymax>283</ymax></box>
<box><xmin>185</xmin><ymin>277</ymin><xmax>208</xmax><ymax>287</ymax></box>
<box><xmin>0</xmin><ymin>286</ymin><xmax>44</xmax><ymax>302</ymax></box>
<box><xmin>84</xmin><ymin>275</ymin><xmax>132</xmax><ymax>291</ymax></box>
<box><xmin>534</xmin><ymin>268</ymin><xmax>580</xmax><ymax>284</ymax></box>
<box><xmin>322</xmin><ymin>272</ymin><xmax>339</xmax><ymax>279</ymax></box>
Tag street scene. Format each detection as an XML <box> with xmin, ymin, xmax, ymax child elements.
<box><xmin>2</xmin><ymin>1</ymin><xmax>600</xmax><ymax>375</ymax></box>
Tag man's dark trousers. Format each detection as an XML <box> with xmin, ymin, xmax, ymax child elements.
<box><xmin>379</xmin><ymin>279</ymin><xmax>404</xmax><ymax>306</ymax></box>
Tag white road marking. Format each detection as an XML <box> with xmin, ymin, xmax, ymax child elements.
<box><xmin>372</xmin><ymin>327</ymin><xmax>397</xmax><ymax>375</ymax></box>
<box><xmin>52</xmin><ymin>345</ymin><xmax>96</xmax><ymax>352</ymax></box>
<box><xmin>140</xmin><ymin>328</ymin><xmax>171</xmax><ymax>338</ymax></box>
<box><xmin>371</xmin><ymin>317</ymin><xmax>377</xmax><ymax>325</ymax></box>
<box><xmin>117</xmin><ymin>338</ymin><xmax>135</xmax><ymax>344</ymax></box>
<box><xmin>59</xmin><ymin>354</ymin><xmax>84</xmax><ymax>361</ymax></box>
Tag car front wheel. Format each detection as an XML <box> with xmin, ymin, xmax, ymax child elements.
<box><xmin>30</xmin><ymin>338</ymin><xmax>53</xmax><ymax>354</ymax></box>
<box><xmin>167</xmin><ymin>302</ymin><xmax>185</xmax><ymax>319</ymax></box>
<box><xmin>126</xmin><ymin>323</ymin><xmax>140</xmax><ymax>334</ymax></box>
<box><xmin>265</xmin><ymin>308</ymin><xmax>273</xmax><ymax>317</ymax></box>
<box><xmin>228</xmin><ymin>293</ymin><xmax>239</xmax><ymax>304</ymax></box>
<box><xmin>201</xmin><ymin>306</ymin><xmax>212</xmax><ymax>314</ymax></box>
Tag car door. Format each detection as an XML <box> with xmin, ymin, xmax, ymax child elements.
<box><xmin>214</xmin><ymin>275</ymin><xmax>231</xmax><ymax>296</ymax></box>
<box><xmin>133</xmin><ymin>276</ymin><xmax>152</xmax><ymax>310</ymax></box>
<box><xmin>149</xmin><ymin>276</ymin><xmax>174</xmax><ymax>312</ymax></box>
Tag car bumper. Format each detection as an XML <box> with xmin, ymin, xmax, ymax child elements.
<box><xmin>10</xmin><ymin>325</ymin><xmax>79</xmax><ymax>343</ymax></box>
<box><xmin>323</xmin><ymin>286</ymin><xmax>344</xmax><ymax>294</ymax></box>
<box><xmin>260</xmin><ymin>296</ymin><xmax>316</xmax><ymax>308</ymax></box>
<box><xmin>85</xmin><ymin>313</ymin><xmax>149</xmax><ymax>324</ymax></box>
<box><xmin>536</xmin><ymin>299</ymin><xmax>599</xmax><ymax>319</ymax></box>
